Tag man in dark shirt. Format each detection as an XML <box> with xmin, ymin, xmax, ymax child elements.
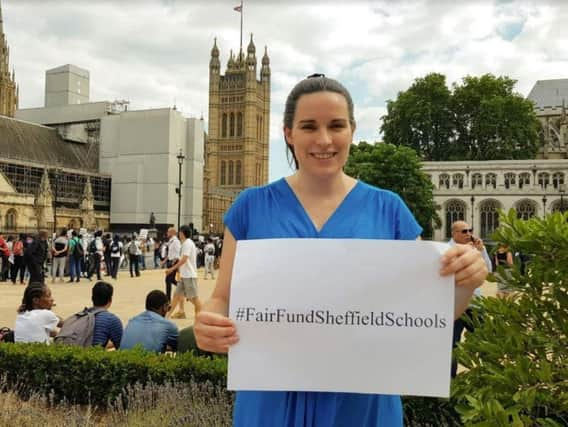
<box><xmin>91</xmin><ymin>281</ymin><xmax>123</xmax><ymax>348</ymax></box>
<box><xmin>25</xmin><ymin>230</ymin><xmax>48</xmax><ymax>283</ymax></box>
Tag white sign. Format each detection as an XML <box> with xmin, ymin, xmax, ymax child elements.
<box><xmin>228</xmin><ymin>239</ymin><xmax>454</xmax><ymax>397</ymax></box>
<box><xmin>139</xmin><ymin>229</ymin><xmax>148</xmax><ymax>240</ymax></box>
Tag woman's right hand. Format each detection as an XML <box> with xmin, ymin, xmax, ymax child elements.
<box><xmin>194</xmin><ymin>311</ymin><xmax>239</xmax><ymax>354</ymax></box>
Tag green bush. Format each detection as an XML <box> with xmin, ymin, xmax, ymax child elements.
<box><xmin>452</xmin><ymin>210</ymin><xmax>568</xmax><ymax>426</ymax></box>
<box><xmin>0</xmin><ymin>343</ymin><xmax>227</xmax><ymax>406</ymax></box>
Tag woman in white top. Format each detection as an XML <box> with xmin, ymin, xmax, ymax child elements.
<box><xmin>15</xmin><ymin>282</ymin><xmax>62</xmax><ymax>344</ymax></box>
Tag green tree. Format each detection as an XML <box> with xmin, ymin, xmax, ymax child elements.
<box><xmin>345</xmin><ymin>142</ymin><xmax>440</xmax><ymax>238</ymax></box>
<box><xmin>381</xmin><ymin>73</ymin><xmax>540</xmax><ymax>161</ymax></box>
<box><xmin>452</xmin><ymin>210</ymin><xmax>568</xmax><ymax>426</ymax></box>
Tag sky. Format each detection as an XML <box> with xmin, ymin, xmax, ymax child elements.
<box><xmin>3</xmin><ymin>0</ymin><xmax>568</xmax><ymax>181</ymax></box>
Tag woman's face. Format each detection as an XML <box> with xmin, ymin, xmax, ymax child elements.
<box><xmin>34</xmin><ymin>287</ymin><xmax>54</xmax><ymax>310</ymax></box>
<box><xmin>284</xmin><ymin>91</ymin><xmax>354</xmax><ymax>178</ymax></box>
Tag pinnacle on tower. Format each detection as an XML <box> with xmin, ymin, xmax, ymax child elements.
<box><xmin>262</xmin><ymin>45</ymin><xmax>270</xmax><ymax>66</ymax></box>
<box><xmin>211</xmin><ymin>37</ymin><xmax>219</xmax><ymax>58</ymax></box>
<box><xmin>247</xmin><ymin>33</ymin><xmax>256</xmax><ymax>55</ymax></box>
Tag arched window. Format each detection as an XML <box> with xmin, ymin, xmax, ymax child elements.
<box><xmin>5</xmin><ymin>209</ymin><xmax>16</xmax><ymax>230</ymax></box>
<box><xmin>222</xmin><ymin>113</ymin><xmax>227</xmax><ymax>138</ymax></box>
<box><xmin>538</xmin><ymin>172</ymin><xmax>550</xmax><ymax>189</ymax></box>
<box><xmin>480</xmin><ymin>200</ymin><xmax>500</xmax><ymax>239</ymax></box>
<box><xmin>552</xmin><ymin>172</ymin><xmax>565</xmax><ymax>189</ymax></box>
<box><xmin>504</xmin><ymin>173</ymin><xmax>516</xmax><ymax>189</ymax></box>
<box><xmin>551</xmin><ymin>199</ymin><xmax>567</xmax><ymax>213</ymax></box>
<box><xmin>516</xmin><ymin>200</ymin><xmax>537</xmax><ymax>220</ymax></box>
<box><xmin>228</xmin><ymin>161</ymin><xmax>234</xmax><ymax>185</ymax></box>
<box><xmin>471</xmin><ymin>173</ymin><xmax>482</xmax><ymax>189</ymax></box>
<box><xmin>452</xmin><ymin>173</ymin><xmax>464</xmax><ymax>189</ymax></box>
<box><xmin>518</xmin><ymin>173</ymin><xmax>530</xmax><ymax>189</ymax></box>
<box><xmin>485</xmin><ymin>173</ymin><xmax>497</xmax><ymax>189</ymax></box>
<box><xmin>230</xmin><ymin>113</ymin><xmax>235</xmax><ymax>137</ymax></box>
<box><xmin>220</xmin><ymin>161</ymin><xmax>226</xmax><ymax>185</ymax></box>
<box><xmin>439</xmin><ymin>174</ymin><xmax>450</xmax><ymax>189</ymax></box>
<box><xmin>236</xmin><ymin>160</ymin><xmax>242</xmax><ymax>185</ymax></box>
<box><xmin>237</xmin><ymin>112</ymin><xmax>243</xmax><ymax>137</ymax></box>
<box><xmin>444</xmin><ymin>200</ymin><xmax>466</xmax><ymax>240</ymax></box>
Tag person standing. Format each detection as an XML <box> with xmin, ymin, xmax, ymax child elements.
<box><xmin>87</xmin><ymin>230</ymin><xmax>104</xmax><ymax>281</ymax></box>
<box><xmin>25</xmin><ymin>231</ymin><xmax>49</xmax><ymax>283</ymax></box>
<box><xmin>67</xmin><ymin>231</ymin><xmax>83</xmax><ymax>283</ymax></box>
<box><xmin>51</xmin><ymin>230</ymin><xmax>68</xmax><ymax>283</ymax></box>
<box><xmin>193</xmin><ymin>75</ymin><xmax>487</xmax><ymax>426</ymax></box>
<box><xmin>203</xmin><ymin>238</ymin><xmax>216</xmax><ymax>280</ymax></box>
<box><xmin>0</xmin><ymin>232</ymin><xmax>10</xmax><ymax>282</ymax></box>
<box><xmin>127</xmin><ymin>236</ymin><xmax>140</xmax><ymax>278</ymax></box>
<box><xmin>494</xmin><ymin>243</ymin><xmax>514</xmax><ymax>298</ymax></box>
<box><xmin>102</xmin><ymin>233</ymin><xmax>112</xmax><ymax>277</ymax></box>
<box><xmin>109</xmin><ymin>235</ymin><xmax>123</xmax><ymax>280</ymax></box>
<box><xmin>165</xmin><ymin>225</ymin><xmax>202</xmax><ymax>319</ymax></box>
<box><xmin>161</xmin><ymin>227</ymin><xmax>180</xmax><ymax>301</ymax></box>
<box><xmin>11</xmin><ymin>234</ymin><xmax>26</xmax><ymax>285</ymax></box>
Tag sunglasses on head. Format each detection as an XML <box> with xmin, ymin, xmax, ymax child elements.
<box><xmin>460</xmin><ymin>228</ymin><xmax>473</xmax><ymax>234</ymax></box>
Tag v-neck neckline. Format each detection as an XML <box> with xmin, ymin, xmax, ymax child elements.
<box><xmin>280</xmin><ymin>177</ymin><xmax>361</xmax><ymax>235</ymax></box>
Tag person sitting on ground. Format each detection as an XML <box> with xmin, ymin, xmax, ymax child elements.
<box><xmin>14</xmin><ymin>282</ymin><xmax>63</xmax><ymax>343</ymax></box>
<box><xmin>120</xmin><ymin>290</ymin><xmax>178</xmax><ymax>353</ymax></box>
<box><xmin>90</xmin><ymin>281</ymin><xmax>123</xmax><ymax>348</ymax></box>
<box><xmin>177</xmin><ymin>325</ymin><xmax>214</xmax><ymax>357</ymax></box>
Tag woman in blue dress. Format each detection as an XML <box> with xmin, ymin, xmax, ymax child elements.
<box><xmin>194</xmin><ymin>75</ymin><xmax>488</xmax><ymax>426</ymax></box>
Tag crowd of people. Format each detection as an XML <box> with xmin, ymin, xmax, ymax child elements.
<box><xmin>0</xmin><ymin>228</ymin><xmax>222</xmax><ymax>286</ymax></box>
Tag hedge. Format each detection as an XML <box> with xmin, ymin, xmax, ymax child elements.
<box><xmin>0</xmin><ymin>343</ymin><xmax>460</xmax><ymax>425</ymax></box>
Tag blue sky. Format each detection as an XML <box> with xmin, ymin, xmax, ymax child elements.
<box><xmin>4</xmin><ymin>0</ymin><xmax>568</xmax><ymax>181</ymax></box>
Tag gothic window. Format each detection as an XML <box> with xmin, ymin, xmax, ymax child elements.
<box><xmin>228</xmin><ymin>161</ymin><xmax>234</xmax><ymax>185</ymax></box>
<box><xmin>504</xmin><ymin>172</ymin><xmax>516</xmax><ymax>189</ymax></box>
<box><xmin>480</xmin><ymin>200</ymin><xmax>500</xmax><ymax>240</ymax></box>
<box><xmin>236</xmin><ymin>160</ymin><xmax>242</xmax><ymax>185</ymax></box>
<box><xmin>230</xmin><ymin>113</ymin><xmax>235</xmax><ymax>137</ymax></box>
<box><xmin>222</xmin><ymin>113</ymin><xmax>227</xmax><ymax>138</ymax></box>
<box><xmin>452</xmin><ymin>173</ymin><xmax>464</xmax><ymax>189</ymax></box>
<box><xmin>485</xmin><ymin>173</ymin><xmax>497</xmax><ymax>189</ymax></box>
<box><xmin>471</xmin><ymin>173</ymin><xmax>482</xmax><ymax>189</ymax></box>
<box><xmin>516</xmin><ymin>200</ymin><xmax>537</xmax><ymax>220</ymax></box>
<box><xmin>256</xmin><ymin>116</ymin><xmax>260</xmax><ymax>140</ymax></box>
<box><xmin>538</xmin><ymin>172</ymin><xmax>550</xmax><ymax>189</ymax></box>
<box><xmin>518</xmin><ymin>173</ymin><xmax>530</xmax><ymax>189</ymax></box>
<box><xmin>551</xmin><ymin>199</ymin><xmax>567</xmax><ymax>212</ymax></box>
<box><xmin>444</xmin><ymin>200</ymin><xmax>466</xmax><ymax>240</ymax></box>
<box><xmin>5</xmin><ymin>209</ymin><xmax>16</xmax><ymax>230</ymax></box>
<box><xmin>237</xmin><ymin>112</ymin><xmax>243</xmax><ymax>137</ymax></box>
<box><xmin>260</xmin><ymin>116</ymin><xmax>263</xmax><ymax>139</ymax></box>
<box><xmin>552</xmin><ymin>172</ymin><xmax>565</xmax><ymax>189</ymax></box>
<box><xmin>220</xmin><ymin>161</ymin><xmax>226</xmax><ymax>185</ymax></box>
<box><xmin>439</xmin><ymin>174</ymin><xmax>450</xmax><ymax>189</ymax></box>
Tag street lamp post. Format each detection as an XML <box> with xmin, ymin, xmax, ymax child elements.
<box><xmin>560</xmin><ymin>184</ymin><xmax>566</xmax><ymax>213</ymax></box>
<box><xmin>53</xmin><ymin>168</ymin><xmax>62</xmax><ymax>234</ymax></box>
<box><xmin>542</xmin><ymin>195</ymin><xmax>547</xmax><ymax>217</ymax></box>
<box><xmin>470</xmin><ymin>196</ymin><xmax>475</xmax><ymax>227</ymax></box>
<box><xmin>176</xmin><ymin>149</ymin><xmax>185</xmax><ymax>231</ymax></box>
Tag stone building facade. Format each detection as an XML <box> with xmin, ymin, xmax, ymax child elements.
<box><xmin>203</xmin><ymin>35</ymin><xmax>270</xmax><ymax>233</ymax></box>
<box><xmin>0</xmin><ymin>2</ymin><xmax>17</xmax><ymax>117</ymax></box>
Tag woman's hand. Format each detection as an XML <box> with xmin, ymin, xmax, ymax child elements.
<box><xmin>194</xmin><ymin>311</ymin><xmax>239</xmax><ymax>354</ymax></box>
<box><xmin>440</xmin><ymin>244</ymin><xmax>488</xmax><ymax>291</ymax></box>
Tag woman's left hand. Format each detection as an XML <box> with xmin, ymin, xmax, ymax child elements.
<box><xmin>440</xmin><ymin>244</ymin><xmax>488</xmax><ymax>291</ymax></box>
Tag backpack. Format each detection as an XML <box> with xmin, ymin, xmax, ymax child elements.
<box><xmin>12</xmin><ymin>240</ymin><xmax>24</xmax><ymax>256</ymax></box>
<box><xmin>88</xmin><ymin>239</ymin><xmax>97</xmax><ymax>255</ymax></box>
<box><xmin>206</xmin><ymin>245</ymin><xmax>215</xmax><ymax>255</ymax></box>
<box><xmin>110</xmin><ymin>241</ymin><xmax>120</xmax><ymax>255</ymax></box>
<box><xmin>73</xmin><ymin>239</ymin><xmax>85</xmax><ymax>257</ymax></box>
<box><xmin>0</xmin><ymin>327</ymin><xmax>14</xmax><ymax>343</ymax></box>
<box><xmin>128</xmin><ymin>241</ymin><xmax>138</xmax><ymax>255</ymax></box>
<box><xmin>54</xmin><ymin>307</ymin><xmax>105</xmax><ymax>347</ymax></box>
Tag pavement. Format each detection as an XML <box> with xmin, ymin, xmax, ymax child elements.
<box><xmin>0</xmin><ymin>267</ymin><xmax>218</xmax><ymax>330</ymax></box>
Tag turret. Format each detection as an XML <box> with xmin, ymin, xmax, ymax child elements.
<box><xmin>246</xmin><ymin>33</ymin><xmax>256</xmax><ymax>75</ymax></box>
<box><xmin>261</xmin><ymin>45</ymin><xmax>270</xmax><ymax>81</ymax></box>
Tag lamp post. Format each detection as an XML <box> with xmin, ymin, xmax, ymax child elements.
<box><xmin>542</xmin><ymin>195</ymin><xmax>547</xmax><ymax>217</ymax></box>
<box><xmin>560</xmin><ymin>184</ymin><xmax>566</xmax><ymax>213</ymax></box>
<box><xmin>52</xmin><ymin>168</ymin><xmax>62</xmax><ymax>234</ymax></box>
<box><xmin>176</xmin><ymin>149</ymin><xmax>185</xmax><ymax>231</ymax></box>
<box><xmin>470</xmin><ymin>195</ymin><xmax>475</xmax><ymax>227</ymax></box>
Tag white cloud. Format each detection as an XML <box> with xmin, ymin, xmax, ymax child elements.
<box><xmin>3</xmin><ymin>0</ymin><xmax>567</xmax><ymax>181</ymax></box>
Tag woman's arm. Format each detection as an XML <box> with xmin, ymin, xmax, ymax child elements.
<box><xmin>194</xmin><ymin>228</ymin><xmax>239</xmax><ymax>353</ymax></box>
<box><xmin>507</xmin><ymin>252</ymin><xmax>514</xmax><ymax>265</ymax></box>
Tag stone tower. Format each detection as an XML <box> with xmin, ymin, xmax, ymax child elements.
<box><xmin>203</xmin><ymin>35</ymin><xmax>270</xmax><ymax>232</ymax></box>
<box><xmin>0</xmin><ymin>0</ymin><xmax>18</xmax><ymax>117</ymax></box>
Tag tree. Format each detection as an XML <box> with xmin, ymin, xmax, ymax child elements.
<box><xmin>381</xmin><ymin>73</ymin><xmax>540</xmax><ymax>161</ymax></box>
<box><xmin>345</xmin><ymin>142</ymin><xmax>440</xmax><ymax>238</ymax></box>
<box><xmin>452</xmin><ymin>210</ymin><xmax>568</xmax><ymax>426</ymax></box>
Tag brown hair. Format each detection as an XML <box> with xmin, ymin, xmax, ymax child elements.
<box><xmin>283</xmin><ymin>74</ymin><xmax>355</xmax><ymax>169</ymax></box>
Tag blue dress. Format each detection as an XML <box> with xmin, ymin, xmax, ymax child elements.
<box><xmin>224</xmin><ymin>178</ymin><xmax>422</xmax><ymax>427</ymax></box>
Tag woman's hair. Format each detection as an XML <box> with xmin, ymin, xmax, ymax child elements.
<box><xmin>19</xmin><ymin>282</ymin><xmax>47</xmax><ymax>313</ymax></box>
<box><xmin>283</xmin><ymin>74</ymin><xmax>356</xmax><ymax>169</ymax></box>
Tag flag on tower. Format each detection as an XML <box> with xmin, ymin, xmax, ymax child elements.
<box><xmin>234</xmin><ymin>4</ymin><xmax>242</xmax><ymax>12</ymax></box>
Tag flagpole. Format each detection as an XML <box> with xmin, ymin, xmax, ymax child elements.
<box><xmin>239</xmin><ymin>0</ymin><xmax>243</xmax><ymax>54</ymax></box>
